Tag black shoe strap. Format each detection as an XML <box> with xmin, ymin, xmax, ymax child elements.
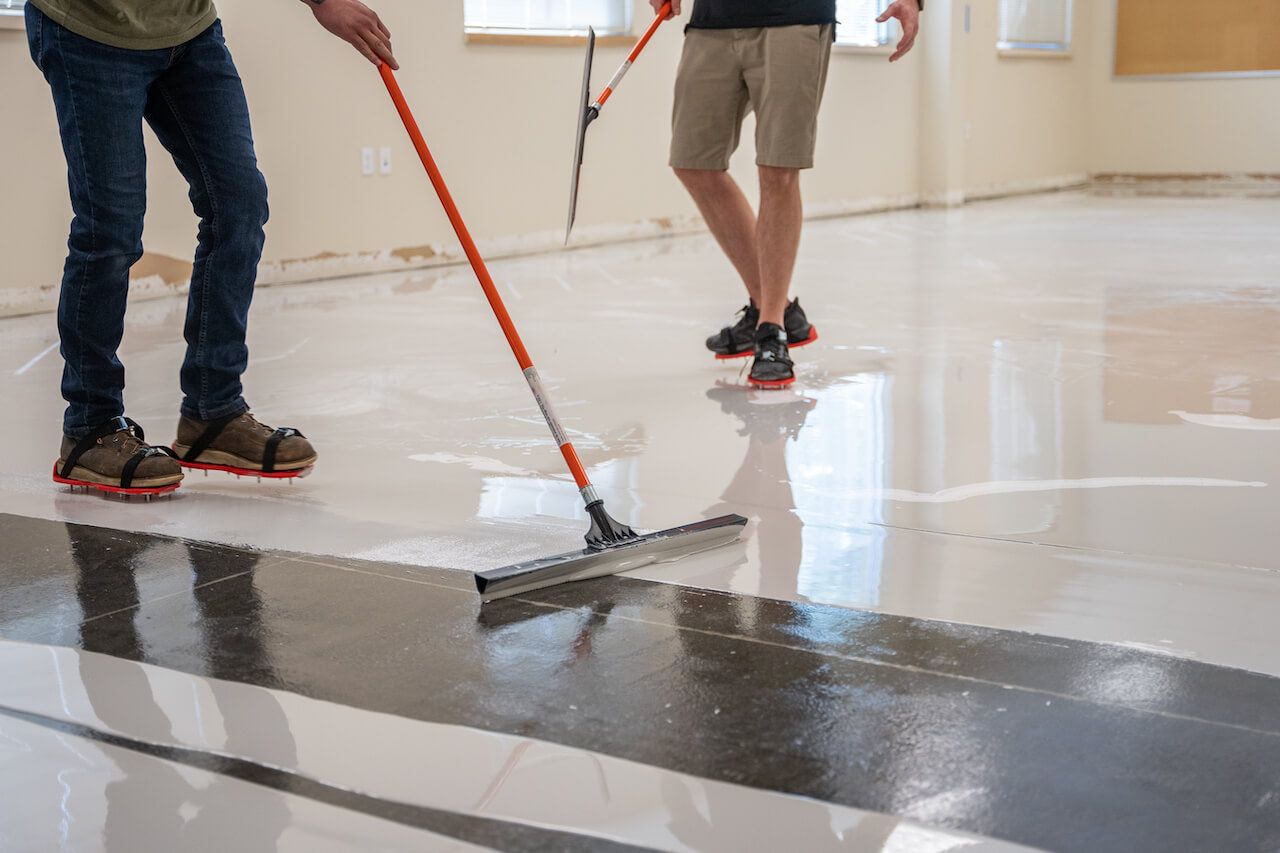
<box><xmin>263</xmin><ymin>427</ymin><xmax>303</xmax><ymax>474</ymax></box>
<box><xmin>180</xmin><ymin>412</ymin><xmax>243</xmax><ymax>463</ymax></box>
<box><xmin>120</xmin><ymin>446</ymin><xmax>178</xmax><ymax>490</ymax></box>
<box><xmin>60</xmin><ymin>417</ymin><xmax>143</xmax><ymax>480</ymax></box>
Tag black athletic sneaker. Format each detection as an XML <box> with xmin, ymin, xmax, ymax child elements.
<box><xmin>784</xmin><ymin>298</ymin><xmax>818</xmax><ymax>350</ymax></box>
<box><xmin>749</xmin><ymin>323</ymin><xmax>795</xmax><ymax>389</ymax></box>
<box><xmin>706</xmin><ymin>301</ymin><xmax>759</xmax><ymax>359</ymax></box>
<box><xmin>707</xmin><ymin>299</ymin><xmax>818</xmax><ymax>359</ymax></box>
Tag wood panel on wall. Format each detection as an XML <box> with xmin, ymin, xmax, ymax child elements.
<box><xmin>1115</xmin><ymin>0</ymin><xmax>1280</xmax><ymax>76</ymax></box>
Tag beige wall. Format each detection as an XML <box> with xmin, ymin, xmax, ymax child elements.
<box><xmin>0</xmin><ymin>1</ymin><xmax>921</xmax><ymax>311</ymax></box>
<box><xmin>1085</xmin><ymin>0</ymin><xmax>1280</xmax><ymax>174</ymax></box>
<box><xmin>2</xmin><ymin>0</ymin><xmax>1275</xmax><ymax>314</ymax></box>
<box><xmin>0</xmin><ymin>13</ymin><xmax>69</xmax><ymax>309</ymax></box>
<box><xmin>963</xmin><ymin>0</ymin><xmax>1091</xmax><ymax>193</ymax></box>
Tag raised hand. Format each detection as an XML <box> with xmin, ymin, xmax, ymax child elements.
<box><xmin>877</xmin><ymin>0</ymin><xmax>921</xmax><ymax>63</ymax></box>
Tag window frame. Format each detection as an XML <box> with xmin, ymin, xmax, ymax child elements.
<box><xmin>997</xmin><ymin>0</ymin><xmax>1075</xmax><ymax>57</ymax></box>
<box><xmin>462</xmin><ymin>1</ymin><xmax>633</xmax><ymax>43</ymax></box>
<box><xmin>833</xmin><ymin>0</ymin><xmax>897</xmax><ymax>53</ymax></box>
<box><xmin>0</xmin><ymin>0</ymin><xmax>25</xmax><ymax>30</ymax></box>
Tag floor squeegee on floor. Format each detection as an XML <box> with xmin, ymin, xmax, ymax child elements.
<box><xmin>377</xmin><ymin>63</ymin><xmax>746</xmax><ymax>601</ymax></box>
<box><xmin>566</xmin><ymin>2</ymin><xmax>673</xmax><ymax>244</ymax></box>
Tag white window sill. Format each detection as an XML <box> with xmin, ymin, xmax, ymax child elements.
<box><xmin>0</xmin><ymin>13</ymin><xmax>26</xmax><ymax>31</ymax></box>
<box><xmin>998</xmin><ymin>47</ymin><xmax>1073</xmax><ymax>60</ymax></box>
<box><xmin>464</xmin><ymin>31</ymin><xmax>633</xmax><ymax>48</ymax></box>
<box><xmin>833</xmin><ymin>43</ymin><xmax>895</xmax><ymax>56</ymax></box>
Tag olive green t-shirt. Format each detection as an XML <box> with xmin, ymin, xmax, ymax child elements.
<box><xmin>29</xmin><ymin>0</ymin><xmax>217</xmax><ymax>50</ymax></box>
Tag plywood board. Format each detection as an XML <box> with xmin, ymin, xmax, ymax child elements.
<box><xmin>1116</xmin><ymin>0</ymin><xmax>1280</xmax><ymax>76</ymax></box>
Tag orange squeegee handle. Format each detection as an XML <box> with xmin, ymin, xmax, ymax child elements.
<box><xmin>378</xmin><ymin>63</ymin><xmax>595</xmax><ymax>493</ymax></box>
<box><xmin>592</xmin><ymin>2</ymin><xmax>672</xmax><ymax>112</ymax></box>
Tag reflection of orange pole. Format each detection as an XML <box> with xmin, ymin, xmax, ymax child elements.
<box><xmin>591</xmin><ymin>2</ymin><xmax>672</xmax><ymax>112</ymax></box>
<box><xmin>378</xmin><ymin>63</ymin><xmax>592</xmax><ymax>493</ymax></box>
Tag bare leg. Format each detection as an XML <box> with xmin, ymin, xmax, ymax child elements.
<box><xmin>755</xmin><ymin>166</ymin><xmax>803</xmax><ymax>327</ymax></box>
<box><xmin>674</xmin><ymin>168</ymin><xmax>762</xmax><ymax>305</ymax></box>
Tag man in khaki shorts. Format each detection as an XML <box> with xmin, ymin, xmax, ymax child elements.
<box><xmin>654</xmin><ymin>0</ymin><xmax>922</xmax><ymax>388</ymax></box>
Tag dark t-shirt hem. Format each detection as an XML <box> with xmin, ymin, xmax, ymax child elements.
<box><xmin>28</xmin><ymin>0</ymin><xmax>218</xmax><ymax>50</ymax></box>
<box><xmin>686</xmin><ymin>17</ymin><xmax>837</xmax><ymax>30</ymax></box>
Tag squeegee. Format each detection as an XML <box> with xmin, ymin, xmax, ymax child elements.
<box><xmin>566</xmin><ymin>3</ymin><xmax>674</xmax><ymax>243</ymax></box>
<box><xmin>378</xmin><ymin>64</ymin><xmax>746</xmax><ymax>601</ymax></box>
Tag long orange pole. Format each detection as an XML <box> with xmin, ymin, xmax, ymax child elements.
<box><xmin>379</xmin><ymin>64</ymin><xmax>594</xmax><ymax>493</ymax></box>
<box><xmin>591</xmin><ymin>2</ymin><xmax>672</xmax><ymax>112</ymax></box>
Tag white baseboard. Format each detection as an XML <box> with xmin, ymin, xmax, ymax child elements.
<box><xmin>964</xmin><ymin>173</ymin><xmax>1089</xmax><ymax>202</ymax></box>
<box><xmin>920</xmin><ymin>189</ymin><xmax>966</xmax><ymax>208</ymax></box>
<box><xmin>807</xmin><ymin>193</ymin><xmax>924</xmax><ymax>219</ymax></box>
<box><xmin>0</xmin><ymin>179</ymin><xmax>1079</xmax><ymax>318</ymax></box>
<box><xmin>917</xmin><ymin>173</ymin><xmax>1087</xmax><ymax>209</ymax></box>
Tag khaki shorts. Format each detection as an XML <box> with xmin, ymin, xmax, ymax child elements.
<box><xmin>670</xmin><ymin>25</ymin><xmax>833</xmax><ymax>171</ymax></box>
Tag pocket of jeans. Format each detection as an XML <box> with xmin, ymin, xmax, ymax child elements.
<box><xmin>25</xmin><ymin>3</ymin><xmax>44</xmax><ymax>70</ymax></box>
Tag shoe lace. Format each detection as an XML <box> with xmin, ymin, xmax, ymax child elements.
<box><xmin>732</xmin><ymin>304</ymin><xmax>757</xmax><ymax>333</ymax></box>
<box><xmin>242</xmin><ymin>412</ymin><xmax>274</xmax><ymax>436</ymax></box>
<box><xmin>757</xmin><ymin>333</ymin><xmax>791</xmax><ymax>364</ymax></box>
<box><xmin>108</xmin><ymin>427</ymin><xmax>146</xmax><ymax>455</ymax></box>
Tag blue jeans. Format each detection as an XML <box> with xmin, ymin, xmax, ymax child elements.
<box><xmin>26</xmin><ymin>4</ymin><xmax>267</xmax><ymax>438</ymax></box>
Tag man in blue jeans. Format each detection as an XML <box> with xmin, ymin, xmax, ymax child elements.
<box><xmin>27</xmin><ymin>0</ymin><xmax>397</xmax><ymax>495</ymax></box>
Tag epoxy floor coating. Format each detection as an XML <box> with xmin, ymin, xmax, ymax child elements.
<box><xmin>2</xmin><ymin>192</ymin><xmax>1278</xmax><ymax>673</ymax></box>
<box><xmin>1</xmin><ymin>192</ymin><xmax>1279</xmax><ymax>850</ymax></box>
<box><xmin>3</xmin><ymin>514</ymin><xmax>1279</xmax><ymax>852</ymax></box>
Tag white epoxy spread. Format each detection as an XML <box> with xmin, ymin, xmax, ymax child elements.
<box><xmin>1170</xmin><ymin>411</ymin><xmax>1280</xmax><ymax>431</ymax></box>
<box><xmin>1</xmin><ymin>193</ymin><xmax>1279</xmax><ymax>674</ymax></box>
<box><xmin>0</xmin><ymin>641</ymin><xmax>1035</xmax><ymax>853</ymax></box>
<box><xmin>0</xmin><ymin>714</ymin><xmax>482</xmax><ymax>852</ymax></box>
<box><xmin>814</xmin><ymin>477</ymin><xmax>1266</xmax><ymax>504</ymax></box>
<box><xmin>13</xmin><ymin>341</ymin><xmax>59</xmax><ymax>377</ymax></box>
<box><xmin>408</xmin><ymin>451</ymin><xmax>555</xmax><ymax>478</ymax></box>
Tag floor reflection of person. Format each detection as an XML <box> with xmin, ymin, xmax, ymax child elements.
<box><xmin>647</xmin><ymin>383</ymin><xmax>865</xmax><ymax>849</ymax></box>
<box><xmin>705</xmin><ymin>381</ymin><xmax>817</xmax><ymax>595</ymax></box>
<box><xmin>67</xmin><ymin>526</ymin><xmax>297</xmax><ymax>850</ymax></box>
<box><xmin>184</xmin><ymin>542</ymin><xmax>298</xmax><ymax>766</ymax></box>
<box><xmin>660</xmin><ymin>771</ymin><xmax>899</xmax><ymax>851</ymax></box>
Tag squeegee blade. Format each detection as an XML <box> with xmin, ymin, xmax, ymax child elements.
<box><xmin>566</xmin><ymin>28</ymin><xmax>597</xmax><ymax>244</ymax></box>
<box><xmin>476</xmin><ymin>514</ymin><xmax>748</xmax><ymax>601</ymax></box>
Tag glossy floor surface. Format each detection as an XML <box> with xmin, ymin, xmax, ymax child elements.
<box><xmin>2</xmin><ymin>192</ymin><xmax>1278</xmax><ymax>675</ymax></box>
<box><xmin>2</xmin><ymin>192</ymin><xmax>1279</xmax><ymax>850</ymax></box>
<box><xmin>3</xmin><ymin>514</ymin><xmax>1279</xmax><ymax>852</ymax></box>
<box><xmin>0</xmin><ymin>636</ymin><xmax>1030</xmax><ymax>853</ymax></box>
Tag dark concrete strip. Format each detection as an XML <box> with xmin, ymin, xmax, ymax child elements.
<box><xmin>0</xmin><ymin>512</ymin><xmax>277</xmax><ymax>646</ymax></box>
<box><xmin>4</xmin><ymin>514</ymin><xmax>1280</xmax><ymax>852</ymax></box>
<box><xmin>280</xmin><ymin>546</ymin><xmax>1280</xmax><ymax>735</ymax></box>
<box><xmin>0</xmin><ymin>705</ymin><xmax>646</xmax><ymax>853</ymax></box>
<box><xmin>514</xmin><ymin>575</ymin><xmax>1280</xmax><ymax>735</ymax></box>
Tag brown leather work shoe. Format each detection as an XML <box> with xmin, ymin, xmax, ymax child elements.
<box><xmin>54</xmin><ymin>417</ymin><xmax>183</xmax><ymax>496</ymax></box>
<box><xmin>173</xmin><ymin>411</ymin><xmax>317</xmax><ymax>479</ymax></box>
